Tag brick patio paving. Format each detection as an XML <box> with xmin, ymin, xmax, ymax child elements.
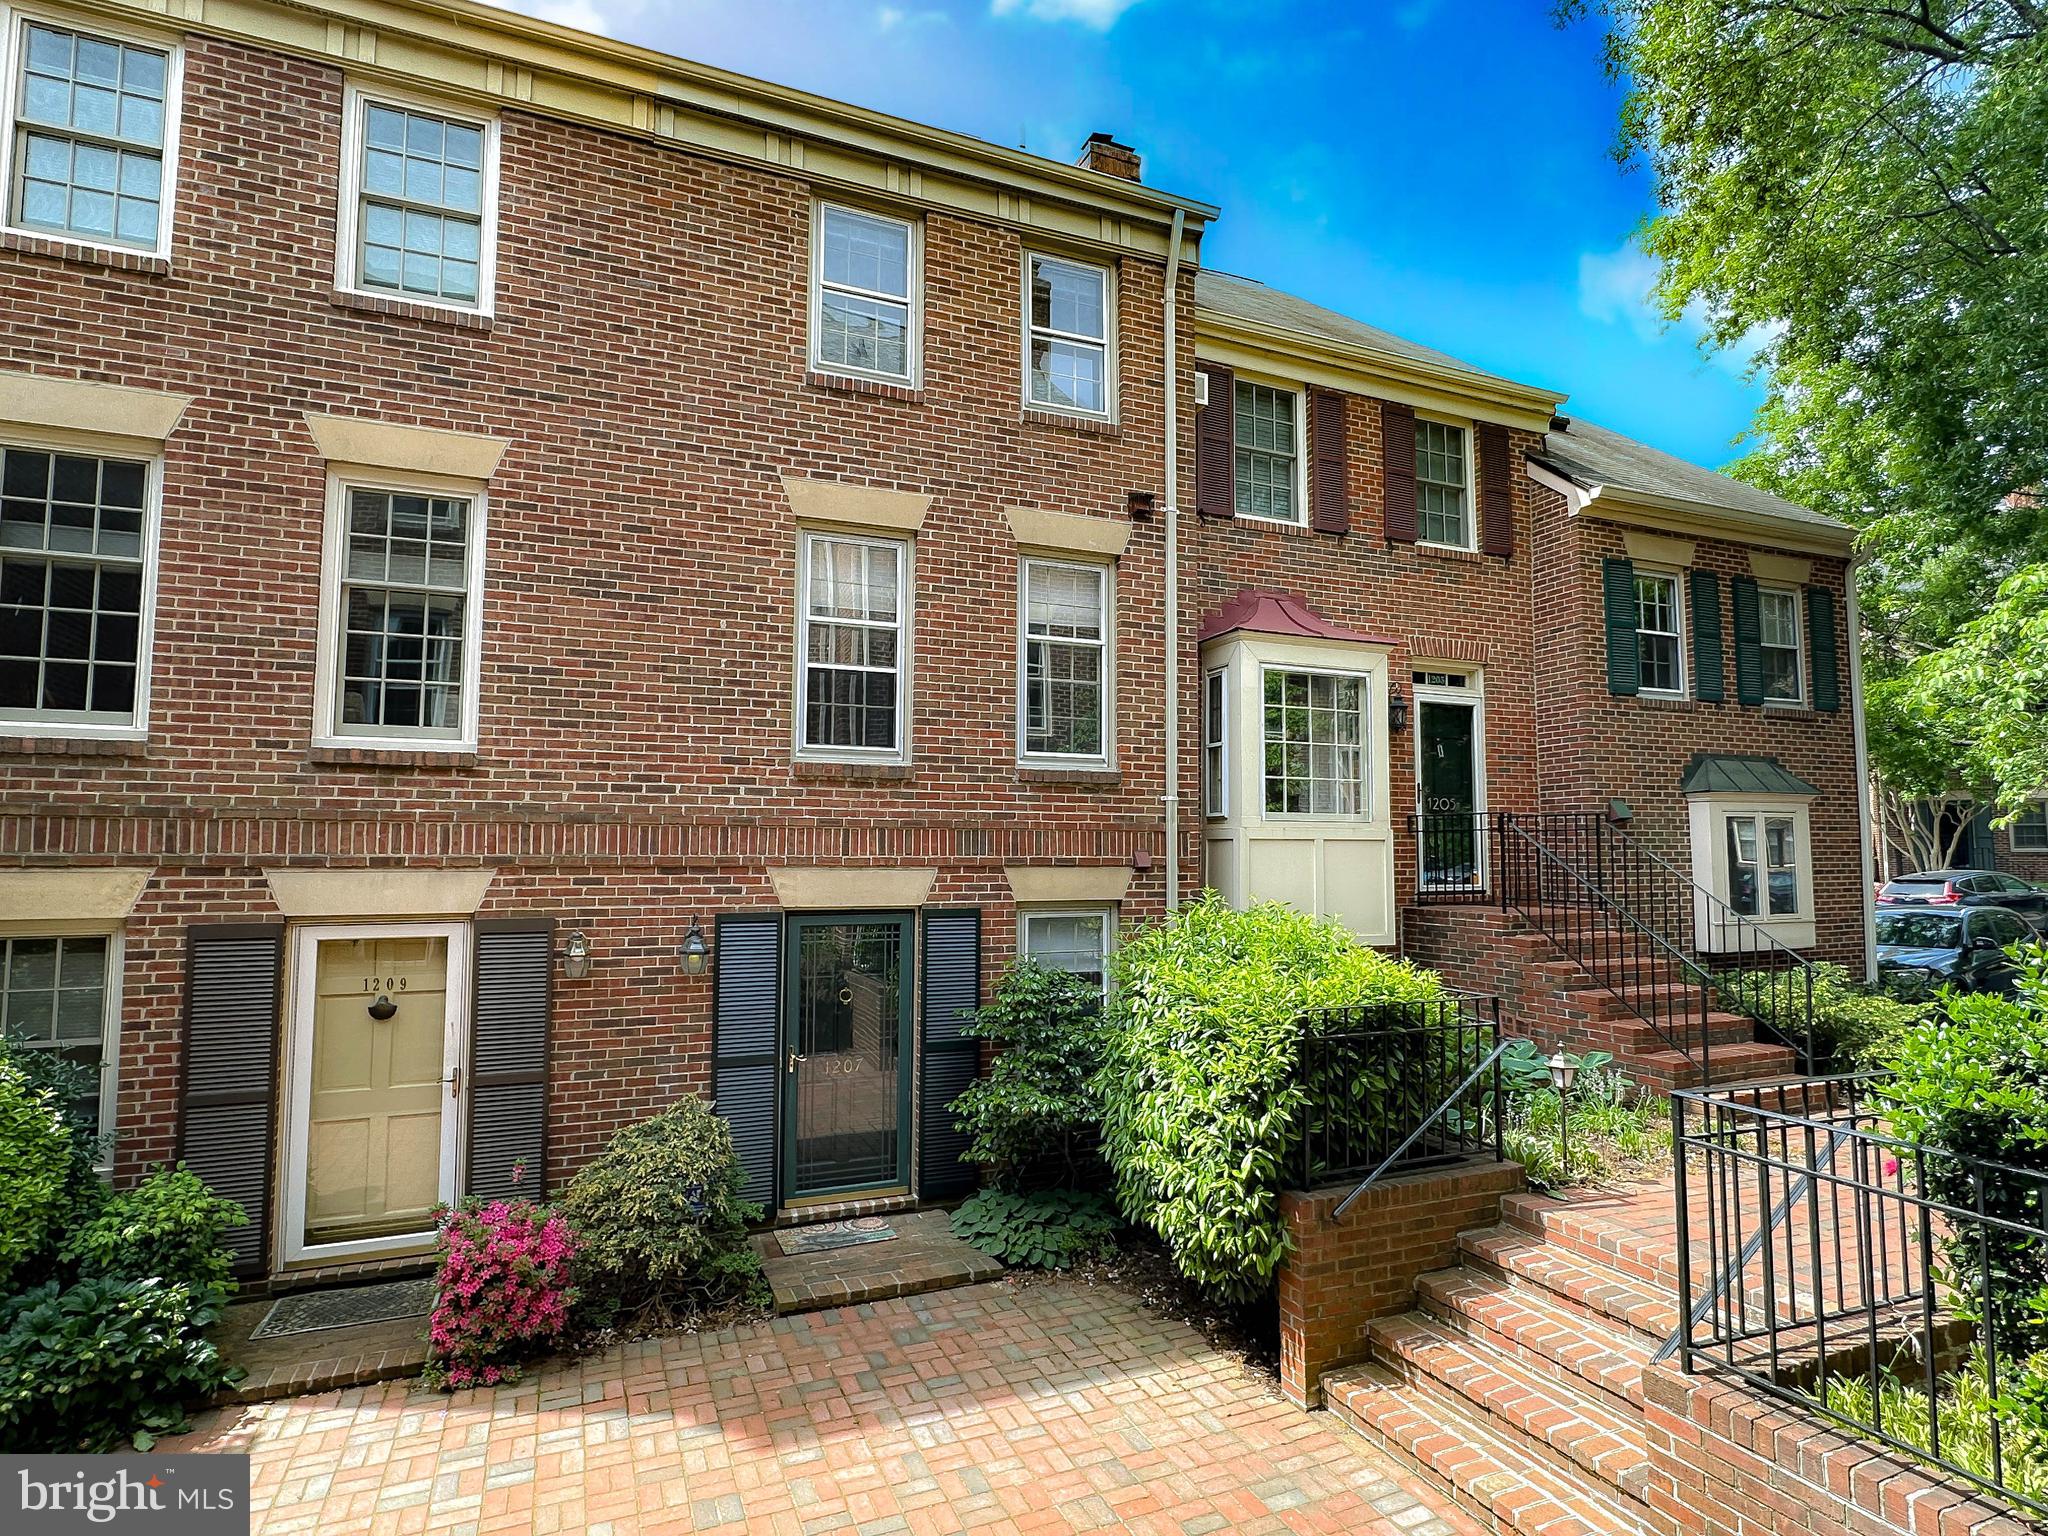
<box><xmin>168</xmin><ymin>1276</ymin><xmax>1481</xmax><ymax>1535</ymax></box>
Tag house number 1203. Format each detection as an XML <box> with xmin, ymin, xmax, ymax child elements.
<box><xmin>362</xmin><ymin>977</ymin><xmax>411</xmax><ymax>992</ymax></box>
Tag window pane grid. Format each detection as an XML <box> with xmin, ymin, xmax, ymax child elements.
<box><xmin>1022</xmin><ymin>562</ymin><xmax>1105</xmax><ymax>759</ymax></box>
<box><xmin>2</xmin><ymin>934</ymin><xmax>111</xmax><ymax>1135</ymax></box>
<box><xmin>1021</xmin><ymin>912</ymin><xmax>1109</xmax><ymax>995</ymax></box>
<box><xmin>1203</xmin><ymin>670</ymin><xmax>1226</xmax><ymax>817</ymax></box>
<box><xmin>1759</xmin><ymin>589</ymin><xmax>1803</xmax><ymax>701</ymax></box>
<box><xmin>1262</xmin><ymin>668</ymin><xmax>1366</xmax><ymax>817</ymax></box>
<box><xmin>1635</xmin><ymin>572</ymin><xmax>1682</xmax><ymax>695</ymax></box>
<box><xmin>12</xmin><ymin>23</ymin><xmax>167</xmax><ymax>247</ymax></box>
<box><xmin>1027</xmin><ymin>256</ymin><xmax>1108</xmax><ymax>414</ymax></box>
<box><xmin>1234</xmin><ymin>382</ymin><xmax>1297</xmax><ymax>521</ymax></box>
<box><xmin>337</xmin><ymin>488</ymin><xmax>469</xmax><ymax>736</ymax></box>
<box><xmin>818</xmin><ymin>207</ymin><xmax>913</xmax><ymax>380</ymax></box>
<box><xmin>357</xmin><ymin>102</ymin><xmax>484</xmax><ymax>304</ymax></box>
<box><xmin>2016</xmin><ymin>802</ymin><xmax>2048</xmax><ymax>852</ymax></box>
<box><xmin>1416</xmin><ymin>420</ymin><xmax>1470</xmax><ymax>546</ymax></box>
<box><xmin>803</xmin><ymin>536</ymin><xmax>904</xmax><ymax>753</ymax></box>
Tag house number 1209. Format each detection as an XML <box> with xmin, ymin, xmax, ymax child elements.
<box><xmin>362</xmin><ymin>977</ymin><xmax>410</xmax><ymax>992</ymax></box>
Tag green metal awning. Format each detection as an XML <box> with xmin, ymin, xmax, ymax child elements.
<box><xmin>1679</xmin><ymin>753</ymin><xmax>1821</xmax><ymax>798</ymax></box>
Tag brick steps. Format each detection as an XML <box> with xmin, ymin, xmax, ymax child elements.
<box><xmin>1457</xmin><ymin>1223</ymin><xmax>1679</xmax><ymax>1340</ymax></box>
<box><xmin>1324</xmin><ymin>1364</ymin><xmax>1661</xmax><ymax>1536</ymax></box>
<box><xmin>1500</xmin><ymin>1191</ymin><xmax>1682</xmax><ymax>1292</ymax></box>
<box><xmin>1415</xmin><ymin>1264</ymin><xmax>1652</xmax><ymax>1413</ymax></box>
<box><xmin>1626</xmin><ymin>1039</ymin><xmax>1798</xmax><ymax>1090</ymax></box>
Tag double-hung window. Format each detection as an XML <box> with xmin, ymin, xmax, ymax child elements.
<box><xmin>1019</xmin><ymin>908</ymin><xmax>1111</xmax><ymax>998</ymax></box>
<box><xmin>2014</xmin><ymin>799</ymin><xmax>2048</xmax><ymax>853</ymax></box>
<box><xmin>1203</xmin><ymin>669</ymin><xmax>1227</xmax><ymax>818</ymax></box>
<box><xmin>0</xmin><ymin>444</ymin><xmax>153</xmax><ymax>732</ymax></box>
<box><xmin>340</xmin><ymin>89</ymin><xmax>495</xmax><ymax>311</ymax></box>
<box><xmin>1416</xmin><ymin>419</ymin><xmax>1473</xmax><ymax>548</ymax></box>
<box><xmin>2</xmin><ymin>932</ymin><xmax>118</xmax><ymax>1142</ymax></box>
<box><xmin>1263</xmin><ymin>668</ymin><xmax>1367</xmax><ymax>817</ymax></box>
<box><xmin>800</xmin><ymin>532</ymin><xmax>906</xmax><ymax>757</ymax></box>
<box><xmin>1634</xmin><ymin>571</ymin><xmax>1684</xmax><ymax>697</ymax></box>
<box><xmin>813</xmin><ymin>203</ymin><xmax>917</xmax><ymax>385</ymax></box>
<box><xmin>1759</xmin><ymin>587</ymin><xmax>1804</xmax><ymax>703</ymax></box>
<box><xmin>1234</xmin><ymin>381</ymin><xmax>1300</xmax><ymax>522</ymax></box>
<box><xmin>1020</xmin><ymin>558</ymin><xmax>1107</xmax><ymax>763</ymax></box>
<box><xmin>1025</xmin><ymin>253</ymin><xmax>1110</xmax><ymax>416</ymax></box>
<box><xmin>5</xmin><ymin>17</ymin><xmax>176</xmax><ymax>253</ymax></box>
<box><xmin>1726</xmin><ymin>812</ymin><xmax>1800</xmax><ymax>918</ymax></box>
<box><xmin>321</xmin><ymin>481</ymin><xmax>482</xmax><ymax>746</ymax></box>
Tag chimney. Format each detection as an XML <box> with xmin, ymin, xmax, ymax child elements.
<box><xmin>1078</xmin><ymin>132</ymin><xmax>1142</xmax><ymax>182</ymax></box>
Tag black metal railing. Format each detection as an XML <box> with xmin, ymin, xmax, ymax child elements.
<box><xmin>1672</xmin><ymin>1077</ymin><xmax>2048</xmax><ymax>1517</ymax></box>
<box><xmin>1290</xmin><ymin>993</ymin><xmax>1504</xmax><ymax>1192</ymax></box>
<box><xmin>1409</xmin><ymin>812</ymin><xmax>1494</xmax><ymax>904</ymax></box>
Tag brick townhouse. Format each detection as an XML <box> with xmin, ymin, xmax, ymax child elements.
<box><xmin>0</xmin><ymin>0</ymin><xmax>1867</xmax><ymax>1281</ymax></box>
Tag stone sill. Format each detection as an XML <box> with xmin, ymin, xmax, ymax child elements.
<box><xmin>1407</xmin><ymin>540</ymin><xmax>1486</xmax><ymax>564</ymax></box>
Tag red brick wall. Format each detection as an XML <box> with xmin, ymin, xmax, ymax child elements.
<box><xmin>1275</xmin><ymin>1159</ymin><xmax>1523</xmax><ymax>1407</ymax></box>
<box><xmin>1993</xmin><ymin>824</ymin><xmax>2048</xmax><ymax>884</ymax></box>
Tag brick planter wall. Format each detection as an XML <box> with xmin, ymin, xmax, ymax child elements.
<box><xmin>1275</xmin><ymin>1157</ymin><xmax>1522</xmax><ymax>1408</ymax></box>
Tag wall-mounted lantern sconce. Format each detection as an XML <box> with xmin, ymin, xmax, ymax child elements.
<box><xmin>1388</xmin><ymin>683</ymin><xmax>1410</xmax><ymax>733</ymax></box>
<box><xmin>680</xmin><ymin>918</ymin><xmax>710</xmax><ymax>978</ymax></box>
<box><xmin>560</xmin><ymin>929</ymin><xmax>592</xmax><ymax>981</ymax></box>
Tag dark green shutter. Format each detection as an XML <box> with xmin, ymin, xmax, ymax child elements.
<box><xmin>1806</xmin><ymin>585</ymin><xmax>1840</xmax><ymax>711</ymax></box>
<box><xmin>1690</xmin><ymin>569</ymin><xmax>1725</xmax><ymax>702</ymax></box>
<box><xmin>1731</xmin><ymin>576</ymin><xmax>1764</xmax><ymax>705</ymax></box>
<box><xmin>918</xmin><ymin>908</ymin><xmax>981</xmax><ymax>1199</ymax></box>
<box><xmin>179</xmin><ymin>924</ymin><xmax>284</xmax><ymax>1278</ymax></box>
<box><xmin>1602</xmin><ymin>557</ymin><xmax>1639</xmax><ymax>696</ymax></box>
<box><xmin>713</xmin><ymin>913</ymin><xmax>780</xmax><ymax>1209</ymax></box>
<box><xmin>468</xmin><ymin>919</ymin><xmax>553</xmax><ymax>1200</ymax></box>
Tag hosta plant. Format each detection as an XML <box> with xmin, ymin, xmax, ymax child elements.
<box><xmin>949</xmin><ymin>1189</ymin><xmax>1120</xmax><ymax>1270</ymax></box>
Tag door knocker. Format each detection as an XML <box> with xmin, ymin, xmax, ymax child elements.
<box><xmin>838</xmin><ymin>986</ymin><xmax>854</xmax><ymax>1005</ymax></box>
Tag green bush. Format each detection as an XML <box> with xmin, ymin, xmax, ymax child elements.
<box><xmin>951</xmin><ymin>962</ymin><xmax>1104</xmax><ymax>1191</ymax></box>
<box><xmin>0</xmin><ymin>1276</ymin><xmax>235</xmax><ymax>1451</ymax></box>
<box><xmin>1823</xmin><ymin>1348</ymin><xmax>2048</xmax><ymax>1507</ymax></box>
<box><xmin>62</xmin><ymin>1166</ymin><xmax>243</xmax><ymax>1301</ymax></box>
<box><xmin>0</xmin><ymin>1056</ymin><xmax>96</xmax><ymax>1293</ymax></box>
<box><xmin>1495</xmin><ymin>1045</ymin><xmax>1668</xmax><ymax>1189</ymax></box>
<box><xmin>1719</xmin><ymin>962</ymin><xmax>1927</xmax><ymax>1068</ymax></box>
<box><xmin>949</xmin><ymin>1189</ymin><xmax>1120</xmax><ymax>1270</ymax></box>
<box><xmin>1093</xmin><ymin>894</ymin><xmax>1445</xmax><ymax>1302</ymax></box>
<box><xmin>556</xmin><ymin>1097</ymin><xmax>769</xmax><ymax>1327</ymax></box>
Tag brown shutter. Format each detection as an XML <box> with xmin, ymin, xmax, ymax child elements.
<box><xmin>1381</xmin><ymin>399</ymin><xmax>1417</xmax><ymax>543</ymax></box>
<box><xmin>1195</xmin><ymin>361</ymin><xmax>1235</xmax><ymax>519</ymax></box>
<box><xmin>467</xmin><ymin>918</ymin><xmax>554</xmax><ymax>1201</ymax></box>
<box><xmin>1310</xmin><ymin>388</ymin><xmax>1350</xmax><ymax>535</ymax></box>
<box><xmin>1477</xmin><ymin>421</ymin><xmax>1514</xmax><ymax>558</ymax></box>
<box><xmin>179</xmin><ymin>923</ymin><xmax>285</xmax><ymax>1279</ymax></box>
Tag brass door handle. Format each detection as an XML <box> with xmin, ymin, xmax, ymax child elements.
<box><xmin>445</xmin><ymin>1066</ymin><xmax>461</xmax><ymax>1098</ymax></box>
<box><xmin>787</xmin><ymin>1052</ymin><xmax>805</xmax><ymax>1073</ymax></box>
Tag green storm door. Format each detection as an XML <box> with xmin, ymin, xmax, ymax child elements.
<box><xmin>781</xmin><ymin>914</ymin><xmax>914</xmax><ymax>1201</ymax></box>
<box><xmin>1419</xmin><ymin>699</ymin><xmax>1481</xmax><ymax>888</ymax></box>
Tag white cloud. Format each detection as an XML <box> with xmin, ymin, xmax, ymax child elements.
<box><xmin>482</xmin><ymin>0</ymin><xmax>644</xmax><ymax>36</ymax></box>
<box><xmin>989</xmin><ymin>0</ymin><xmax>1146</xmax><ymax>29</ymax></box>
<box><xmin>877</xmin><ymin>4</ymin><xmax>951</xmax><ymax>29</ymax></box>
<box><xmin>1578</xmin><ymin>242</ymin><xmax>1780</xmax><ymax>375</ymax></box>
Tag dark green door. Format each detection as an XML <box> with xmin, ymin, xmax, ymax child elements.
<box><xmin>1418</xmin><ymin>699</ymin><xmax>1481</xmax><ymax>889</ymax></box>
<box><xmin>781</xmin><ymin>914</ymin><xmax>914</xmax><ymax>1201</ymax></box>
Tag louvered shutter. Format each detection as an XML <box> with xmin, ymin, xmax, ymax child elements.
<box><xmin>1195</xmin><ymin>362</ymin><xmax>1236</xmax><ymax>519</ymax></box>
<box><xmin>1601</xmin><ymin>557</ymin><xmax>1639</xmax><ymax>697</ymax></box>
<box><xmin>179</xmin><ymin>924</ymin><xmax>284</xmax><ymax>1278</ymax></box>
<box><xmin>713</xmin><ymin>913</ymin><xmax>780</xmax><ymax>1209</ymax></box>
<box><xmin>1806</xmin><ymin>585</ymin><xmax>1840</xmax><ymax>711</ymax></box>
<box><xmin>1731</xmin><ymin>576</ymin><xmax>1765</xmax><ymax>706</ymax></box>
<box><xmin>1690</xmin><ymin>568</ymin><xmax>1725</xmax><ymax>703</ymax></box>
<box><xmin>467</xmin><ymin>919</ymin><xmax>553</xmax><ymax>1200</ymax></box>
<box><xmin>1310</xmin><ymin>388</ymin><xmax>1350</xmax><ymax>535</ymax></box>
<box><xmin>1381</xmin><ymin>399</ymin><xmax>1418</xmax><ymax>542</ymax></box>
<box><xmin>1477</xmin><ymin>421</ymin><xmax>1513</xmax><ymax>558</ymax></box>
<box><xmin>918</xmin><ymin>908</ymin><xmax>981</xmax><ymax>1199</ymax></box>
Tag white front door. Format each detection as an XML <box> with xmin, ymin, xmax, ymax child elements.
<box><xmin>282</xmin><ymin>922</ymin><xmax>466</xmax><ymax>1265</ymax></box>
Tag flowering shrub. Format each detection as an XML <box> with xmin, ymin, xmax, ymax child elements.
<box><xmin>423</xmin><ymin>1197</ymin><xmax>576</xmax><ymax>1391</ymax></box>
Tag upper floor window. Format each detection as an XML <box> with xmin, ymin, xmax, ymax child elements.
<box><xmin>0</xmin><ymin>444</ymin><xmax>153</xmax><ymax>734</ymax></box>
<box><xmin>1416</xmin><ymin>419</ymin><xmax>1472</xmax><ymax>548</ymax></box>
<box><xmin>1263</xmin><ymin>667</ymin><xmax>1367</xmax><ymax>817</ymax></box>
<box><xmin>1759</xmin><ymin>587</ymin><xmax>1804</xmax><ymax>703</ymax></box>
<box><xmin>4</xmin><ymin>18</ymin><xmax>176</xmax><ymax>253</ymax></box>
<box><xmin>1635</xmin><ymin>570</ymin><xmax>1684</xmax><ymax>697</ymax></box>
<box><xmin>317</xmin><ymin>480</ymin><xmax>483</xmax><ymax>748</ymax></box>
<box><xmin>1020</xmin><ymin>557</ymin><xmax>1108</xmax><ymax>764</ymax></box>
<box><xmin>2014</xmin><ymin>799</ymin><xmax>2048</xmax><ymax>853</ymax></box>
<box><xmin>813</xmin><ymin>203</ymin><xmax>918</xmax><ymax>385</ymax></box>
<box><xmin>800</xmin><ymin>531</ymin><xmax>906</xmax><ymax>758</ymax></box>
<box><xmin>1234</xmin><ymin>381</ymin><xmax>1300</xmax><ymax>523</ymax></box>
<box><xmin>339</xmin><ymin>88</ymin><xmax>496</xmax><ymax>311</ymax></box>
<box><xmin>1025</xmin><ymin>253</ymin><xmax>1111</xmax><ymax>416</ymax></box>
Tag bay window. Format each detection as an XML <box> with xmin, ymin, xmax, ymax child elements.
<box><xmin>1263</xmin><ymin>668</ymin><xmax>1367</xmax><ymax>817</ymax></box>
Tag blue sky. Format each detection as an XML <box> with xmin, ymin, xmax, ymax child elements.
<box><xmin>491</xmin><ymin>0</ymin><xmax>1767</xmax><ymax>469</ymax></box>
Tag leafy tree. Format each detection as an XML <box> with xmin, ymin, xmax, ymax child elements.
<box><xmin>950</xmin><ymin>961</ymin><xmax>1104</xmax><ymax>1191</ymax></box>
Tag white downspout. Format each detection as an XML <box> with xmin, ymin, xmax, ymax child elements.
<box><xmin>1163</xmin><ymin>208</ymin><xmax>1186</xmax><ymax>912</ymax></box>
<box><xmin>1846</xmin><ymin>552</ymin><xmax>1877</xmax><ymax>982</ymax></box>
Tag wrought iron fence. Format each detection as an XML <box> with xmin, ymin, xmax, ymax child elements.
<box><xmin>1409</xmin><ymin>812</ymin><xmax>1494</xmax><ymax>904</ymax></box>
<box><xmin>1672</xmin><ymin>1076</ymin><xmax>2048</xmax><ymax>1517</ymax></box>
<box><xmin>1290</xmin><ymin>993</ymin><xmax>1503</xmax><ymax>1190</ymax></box>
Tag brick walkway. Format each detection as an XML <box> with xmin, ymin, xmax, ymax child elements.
<box><xmin>169</xmin><ymin>1277</ymin><xmax>1480</xmax><ymax>1535</ymax></box>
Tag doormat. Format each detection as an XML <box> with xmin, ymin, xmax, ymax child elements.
<box><xmin>777</xmin><ymin>1218</ymin><xmax>897</xmax><ymax>1256</ymax></box>
<box><xmin>249</xmin><ymin>1277</ymin><xmax>436</xmax><ymax>1340</ymax></box>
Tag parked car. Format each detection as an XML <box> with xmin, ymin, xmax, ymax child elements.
<box><xmin>1878</xmin><ymin>869</ymin><xmax>2048</xmax><ymax>929</ymax></box>
<box><xmin>1874</xmin><ymin>904</ymin><xmax>2034</xmax><ymax>995</ymax></box>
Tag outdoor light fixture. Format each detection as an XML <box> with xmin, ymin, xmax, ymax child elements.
<box><xmin>1548</xmin><ymin>1050</ymin><xmax>1579</xmax><ymax>1180</ymax></box>
<box><xmin>560</xmin><ymin>929</ymin><xmax>592</xmax><ymax>981</ymax></box>
<box><xmin>680</xmin><ymin>918</ymin><xmax>710</xmax><ymax>978</ymax></box>
<box><xmin>1388</xmin><ymin>684</ymin><xmax>1410</xmax><ymax>733</ymax></box>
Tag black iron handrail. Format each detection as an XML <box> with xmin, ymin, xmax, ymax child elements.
<box><xmin>1408</xmin><ymin>812</ymin><xmax>1494</xmax><ymax>904</ymax></box>
<box><xmin>1330</xmin><ymin>1037</ymin><xmax>1513</xmax><ymax>1221</ymax></box>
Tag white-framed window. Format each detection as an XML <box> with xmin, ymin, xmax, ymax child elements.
<box><xmin>799</xmin><ymin>530</ymin><xmax>907</xmax><ymax>759</ymax></box>
<box><xmin>1234</xmin><ymin>380</ymin><xmax>1303</xmax><ymax>523</ymax></box>
<box><xmin>1759</xmin><ymin>587</ymin><xmax>1804</xmax><ymax>704</ymax></box>
<box><xmin>2014</xmin><ymin>798</ymin><xmax>2048</xmax><ymax>853</ymax></box>
<box><xmin>314</xmin><ymin>475</ymin><xmax>486</xmax><ymax>750</ymax></box>
<box><xmin>812</xmin><ymin>202</ymin><xmax>919</xmax><ymax>386</ymax></box>
<box><xmin>1203</xmin><ymin>667</ymin><xmax>1228</xmax><ymax>819</ymax></box>
<box><xmin>1635</xmin><ymin>570</ymin><xmax>1685</xmax><ymax>698</ymax></box>
<box><xmin>1024</xmin><ymin>252</ymin><xmax>1111</xmax><ymax>417</ymax></box>
<box><xmin>1019</xmin><ymin>907</ymin><xmax>1112</xmax><ymax>997</ymax></box>
<box><xmin>0</xmin><ymin>440</ymin><xmax>158</xmax><ymax>737</ymax></box>
<box><xmin>1</xmin><ymin>11</ymin><xmax>181</xmax><ymax>257</ymax></box>
<box><xmin>336</xmin><ymin>85</ymin><xmax>497</xmax><ymax>313</ymax></box>
<box><xmin>1019</xmin><ymin>556</ymin><xmax>1108</xmax><ymax>764</ymax></box>
<box><xmin>1725</xmin><ymin>811</ymin><xmax>1801</xmax><ymax>918</ymax></box>
<box><xmin>1</xmin><ymin>929</ymin><xmax>120</xmax><ymax>1147</ymax></box>
<box><xmin>1262</xmin><ymin>666</ymin><xmax>1368</xmax><ymax>817</ymax></box>
<box><xmin>1416</xmin><ymin>418</ymin><xmax>1474</xmax><ymax>549</ymax></box>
